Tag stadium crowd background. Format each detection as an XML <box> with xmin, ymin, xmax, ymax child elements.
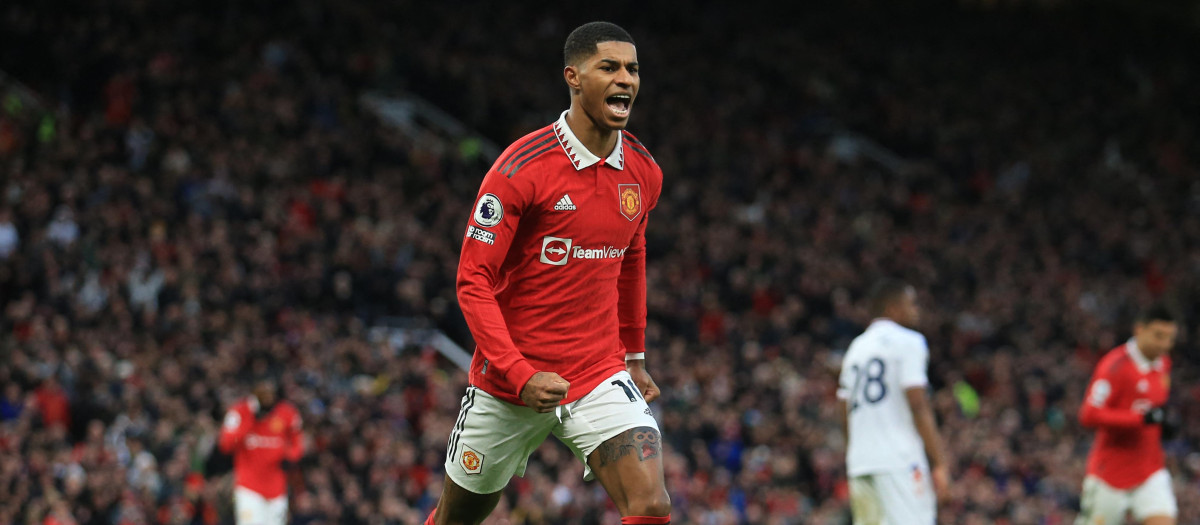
<box><xmin>3</xmin><ymin>0</ymin><xmax>1200</xmax><ymax>523</ymax></box>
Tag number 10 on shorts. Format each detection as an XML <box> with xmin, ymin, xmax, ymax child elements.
<box><xmin>612</xmin><ymin>380</ymin><xmax>644</xmax><ymax>402</ymax></box>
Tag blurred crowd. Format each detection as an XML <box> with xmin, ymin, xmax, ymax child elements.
<box><xmin>3</xmin><ymin>0</ymin><xmax>1200</xmax><ymax>524</ymax></box>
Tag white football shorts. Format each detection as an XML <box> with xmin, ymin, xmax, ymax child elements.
<box><xmin>443</xmin><ymin>370</ymin><xmax>660</xmax><ymax>495</ymax></box>
<box><xmin>234</xmin><ymin>486</ymin><xmax>287</xmax><ymax>525</ymax></box>
<box><xmin>1076</xmin><ymin>469</ymin><xmax>1176</xmax><ymax>525</ymax></box>
<box><xmin>848</xmin><ymin>465</ymin><xmax>935</xmax><ymax>525</ymax></box>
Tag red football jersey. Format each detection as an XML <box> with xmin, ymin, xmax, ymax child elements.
<box><xmin>218</xmin><ymin>398</ymin><xmax>303</xmax><ymax>499</ymax></box>
<box><xmin>457</xmin><ymin>111</ymin><xmax>662</xmax><ymax>405</ymax></box>
<box><xmin>1079</xmin><ymin>340</ymin><xmax>1171</xmax><ymax>489</ymax></box>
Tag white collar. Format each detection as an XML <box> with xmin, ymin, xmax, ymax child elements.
<box><xmin>869</xmin><ymin>318</ymin><xmax>900</xmax><ymax>329</ymax></box>
<box><xmin>554</xmin><ymin>111</ymin><xmax>625</xmax><ymax>171</ymax></box>
<box><xmin>1126</xmin><ymin>338</ymin><xmax>1163</xmax><ymax>373</ymax></box>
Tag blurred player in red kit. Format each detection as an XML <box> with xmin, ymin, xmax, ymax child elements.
<box><xmin>219</xmin><ymin>377</ymin><xmax>304</xmax><ymax>525</ymax></box>
<box><xmin>1077</xmin><ymin>304</ymin><xmax>1180</xmax><ymax>525</ymax></box>
<box><xmin>424</xmin><ymin>20</ymin><xmax>670</xmax><ymax>525</ymax></box>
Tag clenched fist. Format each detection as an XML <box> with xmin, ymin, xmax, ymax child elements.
<box><xmin>520</xmin><ymin>372</ymin><xmax>570</xmax><ymax>413</ymax></box>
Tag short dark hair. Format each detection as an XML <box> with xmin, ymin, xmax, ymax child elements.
<box><xmin>867</xmin><ymin>279</ymin><xmax>911</xmax><ymax>318</ymax></box>
<box><xmin>564</xmin><ymin>21</ymin><xmax>635</xmax><ymax>66</ymax></box>
<box><xmin>1135</xmin><ymin>303</ymin><xmax>1178</xmax><ymax>325</ymax></box>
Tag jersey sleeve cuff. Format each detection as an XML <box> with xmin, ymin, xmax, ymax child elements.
<box><xmin>619</xmin><ymin>327</ymin><xmax>646</xmax><ymax>353</ymax></box>
<box><xmin>504</xmin><ymin>360</ymin><xmax>540</xmax><ymax>400</ymax></box>
<box><xmin>625</xmin><ymin>352</ymin><xmax>646</xmax><ymax>361</ymax></box>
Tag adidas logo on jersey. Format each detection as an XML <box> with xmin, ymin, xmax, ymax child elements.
<box><xmin>554</xmin><ymin>194</ymin><xmax>577</xmax><ymax>211</ymax></box>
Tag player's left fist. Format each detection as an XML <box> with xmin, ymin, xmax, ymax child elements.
<box><xmin>627</xmin><ymin>360</ymin><xmax>661</xmax><ymax>403</ymax></box>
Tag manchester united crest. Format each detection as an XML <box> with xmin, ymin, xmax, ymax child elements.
<box><xmin>618</xmin><ymin>184</ymin><xmax>641</xmax><ymax>221</ymax></box>
<box><xmin>460</xmin><ymin>444</ymin><xmax>484</xmax><ymax>475</ymax></box>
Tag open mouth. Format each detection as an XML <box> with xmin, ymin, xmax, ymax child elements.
<box><xmin>606</xmin><ymin>94</ymin><xmax>632</xmax><ymax>117</ymax></box>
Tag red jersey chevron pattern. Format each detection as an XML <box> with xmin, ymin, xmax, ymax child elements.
<box><xmin>456</xmin><ymin>112</ymin><xmax>662</xmax><ymax>405</ymax></box>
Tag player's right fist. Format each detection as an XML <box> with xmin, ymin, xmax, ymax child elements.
<box><xmin>1143</xmin><ymin>407</ymin><xmax>1165</xmax><ymax>425</ymax></box>
<box><xmin>520</xmin><ymin>372</ymin><xmax>570</xmax><ymax>413</ymax></box>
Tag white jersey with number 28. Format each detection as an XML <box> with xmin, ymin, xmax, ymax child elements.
<box><xmin>839</xmin><ymin>318</ymin><xmax>930</xmax><ymax>476</ymax></box>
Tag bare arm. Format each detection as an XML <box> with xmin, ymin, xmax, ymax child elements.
<box><xmin>906</xmin><ymin>386</ymin><xmax>948</xmax><ymax>497</ymax></box>
<box><xmin>838</xmin><ymin>400</ymin><xmax>849</xmax><ymax>449</ymax></box>
<box><xmin>627</xmin><ymin>359</ymin><xmax>661</xmax><ymax>403</ymax></box>
<box><xmin>906</xmin><ymin>387</ymin><xmax>943</xmax><ymax>467</ymax></box>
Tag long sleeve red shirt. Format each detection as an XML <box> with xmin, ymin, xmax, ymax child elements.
<box><xmin>1078</xmin><ymin>340</ymin><xmax>1170</xmax><ymax>489</ymax></box>
<box><xmin>456</xmin><ymin>112</ymin><xmax>662</xmax><ymax>405</ymax></box>
<box><xmin>218</xmin><ymin>398</ymin><xmax>303</xmax><ymax>499</ymax></box>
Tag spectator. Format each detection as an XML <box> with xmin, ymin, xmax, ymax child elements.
<box><xmin>34</xmin><ymin>377</ymin><xmax>70</xmax><ymax>432</ymax></box>
<box><xmin>0</xmin><ymin>207</ymin><xmax>17</xmax><ymax>259</ymax></box>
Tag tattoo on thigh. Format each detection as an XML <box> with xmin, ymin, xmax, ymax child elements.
<box><xmin>595</xmin><ymin>426</ymin><xmax>661</xmax><ymax>467</ymax></box>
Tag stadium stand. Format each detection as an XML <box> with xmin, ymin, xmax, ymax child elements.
<box><xmin>2</xmin><ymin>0</ymin><xmax>1200</xmax><ymax>523</ymax></box>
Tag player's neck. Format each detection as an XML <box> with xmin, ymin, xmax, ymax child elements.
<box><xmin>565</xmin><ymin>107</ymin><xmax>618</xmax><ymax>159</ymax></box>
<box><xmin>1130</xmin><ymin>339</ymin><xmax>1158</xmax><ymax>363</ymax></box>
<box><xmin>253</xmin><ymin>395</ymin><xmax>276</xmax><ymax>414</ymax></box>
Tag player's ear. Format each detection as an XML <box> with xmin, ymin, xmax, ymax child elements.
<box><xmin>564</xmin><ymin>65</ymin><xmax>582</xmax><ymax>93</ymax></box>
